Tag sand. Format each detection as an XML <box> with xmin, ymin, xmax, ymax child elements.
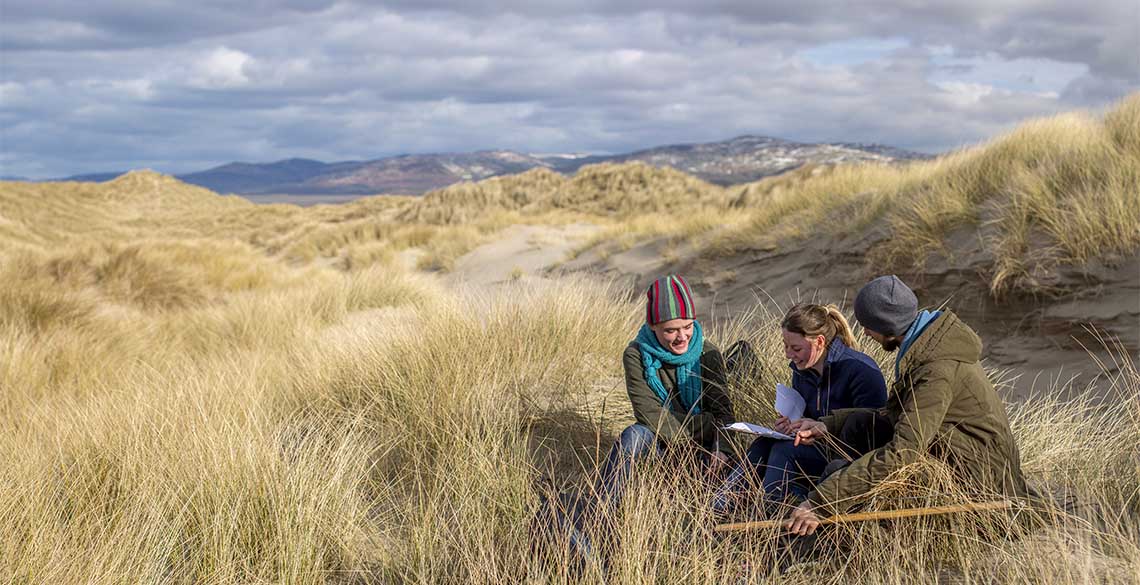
<box><xmin>450</xmin><ymin>222</ymin><xmax>1138</xmax><ymax>402</ymax></box>
<box><xmin>447</xmin><ymin>223</ymin><xmax>600</xmax><ymax>288</ymax></box>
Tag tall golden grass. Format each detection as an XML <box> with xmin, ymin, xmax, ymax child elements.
<box><xmin>0</xmin><ymin>94</ymin><xmax>1137</xmax><ymax>583</ymax></box>
<box><xmin>1</xmin><ymin>263</ymin><xmax>1137</xmax><ymax>582</ymax></box>
<box><xmin>712</xmin><ymin>94</ymin><xmax>1140</xmax><ymax>297</ymax></box>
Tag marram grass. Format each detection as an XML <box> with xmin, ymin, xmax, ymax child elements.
<box><xmin>0</xmin><ymin>263</ymin><xmax>1137</xmax><ymax>583</ymax></box>
<box><xmin>0</xmin><ymin>94</ymin><xmax>1137</xmax><ymax>584</ymax></box>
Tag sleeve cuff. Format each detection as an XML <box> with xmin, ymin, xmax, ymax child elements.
<box><xmin>806</xmin><ymin>489</ymin><xmax>839</xmax><ymax>516</ymax></box>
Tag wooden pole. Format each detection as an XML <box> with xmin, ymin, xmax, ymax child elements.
<box><xmin>714</xmin><ymin>500</ymin><xmax>1014</xmax><ymax>534</ymax></box>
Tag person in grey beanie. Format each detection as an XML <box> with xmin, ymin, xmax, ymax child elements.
<box><xmin>852</xmin><ymin>275</ymin><xmax>939</xmax><ymax>378</ymax></box>
<box><xmin>853</xmin><ymin>275</ymin><xmax>919</xmax><ymax>340</ymax></box>
<box><xmin>785</xmin><ymin>275</ymin><xmax>1029</xmax><ymax>536</ymax></box>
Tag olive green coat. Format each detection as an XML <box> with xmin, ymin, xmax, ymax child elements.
<box><xmin>808</xmin><ymin>311</ymin><xmax>1029</xmax><ymax>513</ymax></box>
<box><xmin>622</xmin><ymin>340</ymin><xmax>735</xmax><ymax>452</ymax></box>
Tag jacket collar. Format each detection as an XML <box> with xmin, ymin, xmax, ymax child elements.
<box><xmin>895</xmin><ymin>310</ymin><xmax>977</xmax><ymax>377</ymax></box>
<box><xmin>895</xmin><ymin>310</ymin><xmax>941</xmax><ymax>379</ymax></box>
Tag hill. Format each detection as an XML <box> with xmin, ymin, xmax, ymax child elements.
<box><xmin>550</xmin><ymin>135</ymin><xmax>930</xmax><ymax>185</ymax></box>
<box><xmin>178</xmin><ymin>158</ymin><xmax>342</xmax><ymax>194</ymax></box>
<box><xmin>0</xmin><ymin>93</ymin><xmax>1138</xmax><ymax>584</ymax></box>
<box><xmin>50</xmin><ymin>135</ymin><xmax>927</xmax><ymax>196</ymax></box>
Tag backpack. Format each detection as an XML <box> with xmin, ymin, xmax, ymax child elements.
<box><xmin>724</xmin><ymin>339</ymin><xmax>764</xmax><ymax>389</ymax></box>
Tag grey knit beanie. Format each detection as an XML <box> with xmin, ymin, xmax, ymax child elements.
<box><xmin>854</xmin><ymin>275</ymin><xmax>919</xmax><ymax>337</ymax></box>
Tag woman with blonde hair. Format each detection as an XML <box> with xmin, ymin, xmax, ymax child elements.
<box><xmin>713</xmin><ymin>303</ymin><xmax>887</xmax><ymax>517</ymax></box>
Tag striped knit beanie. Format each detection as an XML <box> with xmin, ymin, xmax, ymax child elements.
<box><xmin>645</xmin><ymin>274</ymin><xmax>697</xmax><ymax>324</ymax></box>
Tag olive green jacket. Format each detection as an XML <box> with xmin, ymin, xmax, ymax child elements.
<box><xmin>622</xmin><ymin>340</ymin><xmax>735</xmax><ymax>452</ymax></box>
<box><xmin>808</xmin><ymin>311</ymin><xmax>1029</xmax><ymax>513</ymax></box>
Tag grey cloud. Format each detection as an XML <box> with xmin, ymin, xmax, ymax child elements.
<box><xmin>0</xmin><ymin>2</ymin><xmax>1136</xmax><ymax>178</ymax></box>
<box><xmin>1062</xmin><ymin>73</ymin><xmax>1140</xmax><ymax>105</ymax></box>
<box><xmin>0</xmin><ymin>0</ymin><xmax>336</xmax><ymax>51</ymax></box>
<box><xmin>352</xmin><ymin>0</ymin><xmax>1137</xmax><ymax>71</ymax></box>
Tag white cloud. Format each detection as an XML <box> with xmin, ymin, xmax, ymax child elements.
<box><xmin>190</xmin><ymin>47</ymin><xmax>254</xmax><ymax>89</ymax></box>
<box><xmin>935</xmin><ymin>81</ymin><xmax>998</xmax><ymax>106</ymax></box>
<box><xmin>0</xmin><ymin>1</ymin><xmax>1135</xmax><ymax>178</ymax></box>
<box><xmin>107</xmin><ymin>79</ymin><xmax>156</xmax><ymax>100</ymax></box>
<box><xmin>0</xmin><ymin>82</ymin><xmax>26</xmax><ymax>104</ymax></box>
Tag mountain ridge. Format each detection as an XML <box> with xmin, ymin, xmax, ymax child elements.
<box><xmin>53</xmin><ymin>135</ymin><xmax>931</xmax><ymax>196</ymax></box>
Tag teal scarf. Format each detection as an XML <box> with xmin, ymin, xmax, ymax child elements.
<box><xmin>635</xmin><ymin>321</ymin><xmax>704</xmax><ymax>414</ymax></box>
<box><xmin>895</xmin><ymin>310</ymin><xmax>941</xmax><ymax>378</ymax></box>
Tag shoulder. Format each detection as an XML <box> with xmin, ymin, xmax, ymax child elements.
<box><xmin>623</xmin><ymin>341</ymin><xmax>642</xmax><ymax>361</ymax></box>
<box><xmin>908</xmin><ymin>360</ymin><xmax>958</xmax><ymax>385</ymax></box>
<box><xmin>835</xmin><ymin>347</ymin><xmax>884</xmax><ymax>376</ymax></box>
<box><xmin>701</xmin><ymin>340</ymin><xmax>721</xmax><ymax>355</ymax></box>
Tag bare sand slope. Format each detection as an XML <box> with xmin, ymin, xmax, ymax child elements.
<box><xmin>447</xmin><ymin>223</ymin><xmax>600</xmax><ymax>287</ymax></box>
<box><xmin>447</xmin><ymin>219</ymin><xmax>1137</xmax><ymax>401</ymax></box>
<box><xmin>558</xmin><ymin>230</ymin><xmax>1139</xmax><ymax>402</ymax></box>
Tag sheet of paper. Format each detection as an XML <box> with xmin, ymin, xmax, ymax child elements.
<box><xmin>722</xmin><ymin>421</ymin><xmax>793</xmax><ymax>441</ymax></box>
<box><xmin>775</xmin><ymin>383</ymin><xmax>806</xmax><ymax>421</ymax></box>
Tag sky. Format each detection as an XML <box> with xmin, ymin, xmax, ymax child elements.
<box><xmin>0</xmin><ymin>1</ymin><xmax>1137</xmax><ymax>179</ymax></box>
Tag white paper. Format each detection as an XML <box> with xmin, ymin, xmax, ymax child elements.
<box><xmin>775</xmin><ymin>383</ymin><xmax>806</xmax><ymax>421</ymax></box>
<box><xmin>722</xmin><ymin>421</ymin><xmax>793</xmax><ymax>441</ymax></box>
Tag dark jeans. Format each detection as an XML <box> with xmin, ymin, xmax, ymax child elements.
<box><xmin>596</xmin><ymin>423</ymin><xmax>722</xmax><ymax>513</ymax></box>
<box><xmin>712</xmin><ymin>438</ymin><xmax>828</xmax><ymax>515</ymax></box>
<box><xmin>580</xmin><ymin>424</ymin><xmax>717</xmax><ymax>575</ymax></box>
<box><xmin>712</xmin><ymin>411</ymin><xmax>895</xmax><ymax>516</ymax></box>
<box><xmin>594</xmin><ymin>423</ymin><xmax>667</xmax><ymax>515</ymax></box>
<box><xmin>595</xmin><ymin>424</ymin><xmax>662</xmax><ymax>512</ymax></box>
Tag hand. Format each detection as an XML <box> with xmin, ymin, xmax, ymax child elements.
<box><xmin>787</xmin><ymin>417</ymin><xmax>815</xmax><ymax>433</ymax></box>
<box><xmin>794</xmin><ymin>420</ymin><xmax>827</xmax><ymax>447</ymax></box>
<box><xmin>773</xmin><ymin>416</ymin><xmax>792</xmax><ymax>434</ymax></box>
<box><xmin>785</xmin><ymin>501</ymin><xmax>822</xmax><ymax>536</ymax></box>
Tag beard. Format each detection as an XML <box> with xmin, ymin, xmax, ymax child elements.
<box><xmin>880</xmin><ymin>337</ymin><xmax>902</xmax><ymax>352</ymax></box>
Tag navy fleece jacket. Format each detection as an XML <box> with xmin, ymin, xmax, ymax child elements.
<box><xmin>790</xmin><ymin>337</ymin><xmax>888</xmax><ymax>419</ymax></box>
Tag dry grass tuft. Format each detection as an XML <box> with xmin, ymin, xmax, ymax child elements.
<box><xmin>1</xmin><ymin>244</ymin><xmax>1136</xmax><ymax>582</ymax></box>
<box><xmin>0</xmin><ymin>94</ymin><xmax>1137</xmax><ymax>584</ymax></box>
<box><xmin>399</xmin><ymin>167</ymin><xmax>566</xmax><ymax>225</ymax></box>
<box><xmin>568</xmin><ymin>93</ymin><xmax>1140</xmax><ymax>298</ymax></box>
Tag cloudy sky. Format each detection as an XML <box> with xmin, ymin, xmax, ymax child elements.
<box><xmin>1</xmin><ymin>1</ymin><xmax>1137</xmax><ymax>178</ymax></box>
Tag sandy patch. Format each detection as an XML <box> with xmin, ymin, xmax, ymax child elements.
<box><xmin>447</xmin><ymin>223</ymin><xmax>600</xmax><ymax>288</ymax></box>
<box><xmin>422</xmin><ymin>213</ymin><xmax>1137</xmax><ymax>402</ymax></box>
<box><xmin>558</xmin><ymin>227</ymin><xmax>1138</xmax><ymax>402</ymax></box>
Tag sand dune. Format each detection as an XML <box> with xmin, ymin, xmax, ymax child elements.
<box><xmin>2</xmin><ymin>95</ymin><xmax>1139</xmax><ymax>583</ymax></box>
<box><xmin>447</xmin><ymin>223</ymin><xmax>599</xmax><ymax>287</ymax></box>
<box><xmin>447</xmin><ymin>222</ymin><xmax>1139</xmax><ymax>401</ymax></box>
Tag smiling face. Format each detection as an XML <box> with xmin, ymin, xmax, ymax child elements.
<box><xmin>651</xmin><ymin>318</ymin><xmax>695</xmax><ymax>355</ymax></box>
<box><xmin>782</xmin><ymin>329</ymin><xmax>827</xmax><ymax>371</ymax></box>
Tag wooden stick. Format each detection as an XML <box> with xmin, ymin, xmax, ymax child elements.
<box><xmin>714</xmin><ymin>500</ymin><xmax>1014</xmax><ymax>533</ymax></box>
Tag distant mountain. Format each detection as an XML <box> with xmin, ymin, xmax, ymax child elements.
<box><xmin>179</xmin><ymin>158</ymin><xmax>346</xmax><ymax>194</ymax></box>
<box><xmin>50</xmin><ymin>136</ymin><xmax>930</xmax><ymax>195</ymax></box>
<box><xmin>544</xmin><ymin>136</ymin><xmax>931</xmax><ymax>185</ymax></box>
<box><xmin>171</xmin><ymin>151</ymin><xmax>554</xmax><ymax>195</ymax></box>
<box><xmin>290</xmin><ymin>151</ymin><xmax>552</xmax><ymax>195</ymax></box>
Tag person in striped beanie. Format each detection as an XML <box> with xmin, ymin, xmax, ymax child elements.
<box><xmin>595</xmin><ymin>274</ymin><xmax>736</xmax><ymax>513</ymax></box>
